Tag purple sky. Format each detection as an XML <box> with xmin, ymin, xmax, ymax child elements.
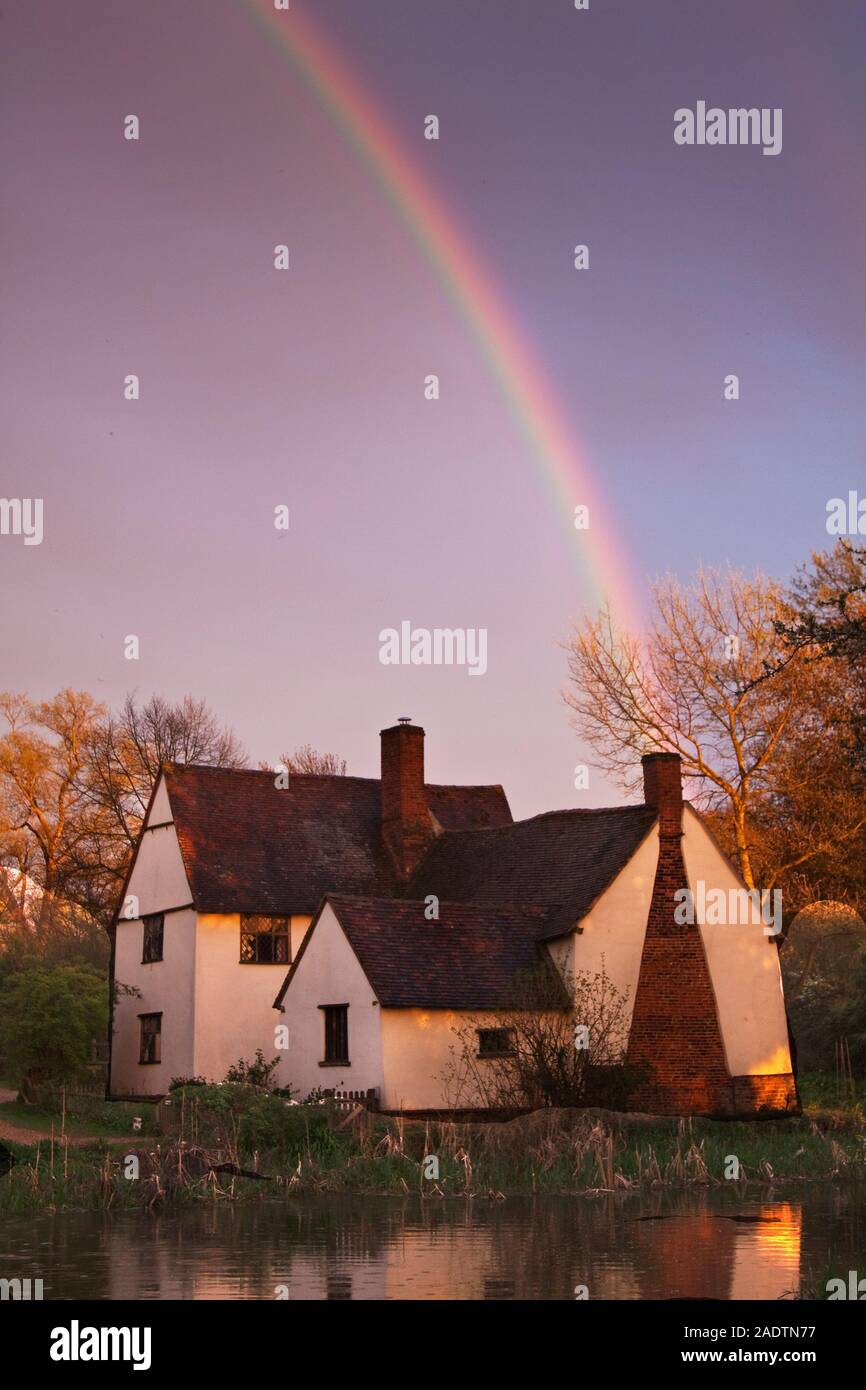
<box><xmin>2</xmin><ymin>0</ymin><xmax>864</xmax><ymax>818</ymax></box>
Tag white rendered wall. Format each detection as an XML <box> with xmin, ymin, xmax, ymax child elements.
<box><xmin>274</xmin><ymin>904</ymin><xmax>384</xmax><ymax>1102</ymax></box>
<box><xmin>111</xmin><ymin>909</ymin><xmax>197</xmax><ymax>1095</ymax></box>
<box><xmin>683</xmin><ymin>807</ymin><xmax>792</xmax><ymax>1076</ymax></box>
<box><xmin>569</xmin><ymin>823</ymin><xmax>658</xmax><ymax>1031</ymax></box>
<box><xmin>193</xmin><ymin>914</ymin><xmax>310</xmax><ymax>1083</ymax></box>
<box><xmin>110</xmin><ymin>774</ymin><xmax>196</xmax><ymax>1095</ymax></box>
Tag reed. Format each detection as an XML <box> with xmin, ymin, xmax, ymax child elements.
<box><xmin>2</xmin><ymin>1101</ymin><xmax>865</xmax><ymax>1212</ymax></box>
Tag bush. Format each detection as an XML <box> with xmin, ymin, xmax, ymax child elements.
<box><xmin>443</xmin><ymin>964</ymin><xmax>643</xmax><ymax>1111</ymax></box>
<box><xmin>169</xmin><ymin>1082</ymin><xmax>333</xmax><ymax>1160</ymax></box>
<box><xmin>223</xmin><ymin>1050</ymin><xmax>281</xmax><ymax>1089</ymax></box>
<box><xmin>0</xmin><ymin>966</ymin><xmax>108</xmax><ymax>1096</ymax></box>
<box><xmin>237</xmin><ymin>1093</ymin><xmax>334</xmax><ymax>1156</ymax></box>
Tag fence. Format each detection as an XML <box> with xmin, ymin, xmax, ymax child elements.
<box><xmin>321</xmin><ymin>1087</ymin><xmax>379</xmax><ymax>1113</ymax></box>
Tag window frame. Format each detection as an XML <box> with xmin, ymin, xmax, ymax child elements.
<box><xmin>319</xmin><ymin>1003</ymin><xmax>350</xmax><ymax>1066</ymax></box>
<box><xmin>239</xmin><ymin>914</ymin><xmax>291</xmax><ymax>966</ymax></box>
<box><xmin>141</xmin><ymin>912</ymin><xmax>165</xmax><ymax>964</ymax></box>
<box><xmin>138</xmin><ymin>1012</ymin><xmax>162</xmax><ymax>1066</ymax></box>
<box><xmin>476</xmin><ymin>1027</ymin><xmax>516</xmax><ymax>1060</ymax></box>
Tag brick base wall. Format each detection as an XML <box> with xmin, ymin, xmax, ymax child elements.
<box><xmin>731</xmin><ymin>1073</ymin><xmax>799</xmax><ymax>1115</ymax></box>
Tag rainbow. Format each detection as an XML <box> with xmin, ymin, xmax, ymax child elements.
<box><xmin>239</xmin><ymin>0</ymin><xmax>643</xmax><ymax>628</ymax></box>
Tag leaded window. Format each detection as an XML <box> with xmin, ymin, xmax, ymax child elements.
<box><xmin>240</xmin><ymin>915</ymin><xmax>290</xmax><ymax>964</ymax></box>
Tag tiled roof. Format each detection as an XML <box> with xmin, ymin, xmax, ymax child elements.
<box><xmin>276</xmin><ymin>896</ymin><xmax>568</xmax><ymax>1010</ymax></box>
<box><xmin>163</xmin><ymin>765</ymin><xmax>512</xmax><ymax>915</ymax></box>
<box><xmin>405</xmin><ymin>805</ymin><xmax>658</xmax><ymax>937</ymax></box>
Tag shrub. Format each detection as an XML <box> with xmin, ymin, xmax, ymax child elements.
<box><xmin>223</xmin><ymin>1050</ymin><xmax>280</xmax><ymax>1089</ymax></box>
<box><xmin>0</xmin><ymin>965</ymin><xmax>108</xmax><ymax>1096</ymax></box>
<box><xmin>169</xmin><ymin>1082</ymin><xmax>336</xmax><ymax>1159</ymax></box>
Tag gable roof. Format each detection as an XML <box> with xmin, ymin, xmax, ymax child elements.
<box><xmin>405</xmin><ymin>805</ymin><xmax>658</xmax><ymax>938</ymax></box>
<box><xmin>161</xmin><ymin>765</ymin><xmax>512</xmax><ymax>916</ymax></box>
<box><xmin>275</xmin><ymin>895</ymin><xmax>567</xmax><ymax>1010</ymax></box>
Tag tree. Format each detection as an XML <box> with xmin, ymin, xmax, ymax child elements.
<box><xmin>441</xmin><ymin>964</ymin><xmax>643</xmax><ymax>1111</ymax></box>
<box><xmin>272</xmin><ymin>744</ymin><xmax>347</xmax><ymax>776</ymax></box>
<box><xmin>564</xmin><ymin>561</ymin><xmax>866</xmax><ymax>911</ymax></box>
<box><xmin>563</xmin><ymin>568</ymin><xmax>809</xmax><ymax>889</ymax></box>
<box><xmin>782</xmin><ymin>902</ymin><xmax>866</xmax><ymax>1005</ymax></box>
<box><xmin>0</xmin><ymin>690</ymin><xmax>246</xmax><ymax>933</ymax></box>
<box><xmin>775</xmin><ymin>541</ymin><xmax>866</xmax><ymax>774</ymax></box>
<box><xmin>0</xmin><ymin>964</ymin><xmax>109</xmax><ymax>1097</ymax></box>
<box><xmin>737</xmin><ymin>543</ymin><xmax>866</xmax><ymax>911</ymax></box>
<box><xmin>86</xmin><ymin>693</ymin><xmax>247</xmax><ymax>857</ymax></box>
<box><xmin>0</xmin><ymin>690</ymin><xmax>112</xmax><ymax>930</ymax></box>
<box><xmin>740</xmin><ymin>656</ymin><xmax>866</xmax><ymax>909</ymax></box>
<box><xmin>780</xmin><ymin>903</ymin><xmax>866</xmax><ymax>1071</ymax></box>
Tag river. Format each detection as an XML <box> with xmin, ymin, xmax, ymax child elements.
<box><xmin>3</xmin><ymin>1186</ymin><xmax>864</xmax><ymax>1300</ymax></box>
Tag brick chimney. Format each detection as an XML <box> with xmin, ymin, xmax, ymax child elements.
<box><xmin>380</xmin><ymin>719</ymin><xmax>435</xmax><ymax>879</ymax></box>
<box><xmin>641</xmin><ymin>752</ymin><xmax>683</xmax><ymax>836</ymax></box>
<box><xmin>629</xmin><ymin>747</ymin><xmax>731</xmax><ymax>1115</ymax></box>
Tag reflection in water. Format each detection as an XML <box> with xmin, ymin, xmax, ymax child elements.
<box><xmin>2</xmin><ymin>1187</ymin><xmax>864</xmax><ymax>1301</ymax></box>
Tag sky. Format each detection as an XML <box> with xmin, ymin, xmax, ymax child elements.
<box><xmin>2</xmin><ymin>0</ymin><xmax>864</xmax><ymax>819</ymax></box>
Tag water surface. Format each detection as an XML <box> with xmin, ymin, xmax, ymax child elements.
<box><xmin>3</xmin><ymin>1187</ymin><xmax>864</xmax><ymax>1300</ymax></box>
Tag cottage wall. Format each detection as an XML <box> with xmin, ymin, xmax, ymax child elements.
<box><xmin>193</xmin><ymin>913</ymin><xmax>312</xmax><ymax>1083</ymax></box>
<box><xmin>562</xmin><ymin>822</ymin><xmax>659</xmax><ymax>1029</ymax></box>
<box><xmin>683</xmin><ymin>807</ymin><xmax>792</xmax><ymax>1078</ymax></box>
<box><xmin>274</xmin><ymin>903</ymin><xmax>384</xmax><ymax>1102</ymax></box>
<box><xmin>110</xmin><ymin>781</ymin><xmax>196</xmax><ymax>1095</ymax></box>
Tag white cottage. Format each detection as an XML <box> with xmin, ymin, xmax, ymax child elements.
<box><xmin>109</xmin><ymin>721</ymin><xmax>797</xmax><ymax>1116</ymax></box>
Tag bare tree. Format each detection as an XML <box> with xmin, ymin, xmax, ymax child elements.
<box><xmin>563</xmin><ymin>568</ymin><xmax>828</xmax><ymax>889</ymax></box>
<box><xmin>278</xmin><ymin>743</ymin><xmax>347</xmax><ymax>777</ymax></box>
<box><xmin>86</xmin><ymin>693</ymin><xmax>247</xmax><ymax>853</ymax></box>
<box><xmin>441</xmin><ymin>964</ymin><xmax>641</xmax><ymax>1112</ymax></box>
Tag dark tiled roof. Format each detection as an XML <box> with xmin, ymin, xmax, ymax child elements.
<box><xmin>405</xmin><ymin>805</ymin><xmax>658</xmax><ymax>937</ymax></box>
<box><xmin>276</xmin><ymin>896</ymin><xmax>567</xmax><ymax>1010</ymax></box>
<box><xmin>163</xmin><ymin>765</ymin><xmax>511</xmax><ymax>915</ymax></box>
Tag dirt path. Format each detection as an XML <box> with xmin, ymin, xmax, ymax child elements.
<box><xmin>0</xmin><ymin>1092</ymin><xmax>133</xmax><ymax>1148</ymax></box>
<box><xmin>0</xmin><ymin>1119</ymin><xmax>127</xmax><ymax>1147</ymax></box>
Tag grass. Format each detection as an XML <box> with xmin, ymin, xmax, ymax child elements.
<box><xmin>0</xmin><ymin>1095</ymin><xmax>157</xmax><ymax>1140</ymax></box>
<box><xmin>798</xmin><ymin>1070</ymin><xmax>866</xmax><ymax>1116</ymax></box>
<box><xmin>2</xmin><ymin>1080</ymin><xmax>866</xmax><ymax>1214</ymax></box>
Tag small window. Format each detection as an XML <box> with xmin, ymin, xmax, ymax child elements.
<box><xmin>142</xmin><ymin>913</ymin><xmax>164</xmax><ymax>963</ymax></box>
<box><xmin>320</xmin><ymin>1004</ymin><xmax>349</xmax><ymax>1065</ymax></box>
<box><xmin>139</xmin><ymin>1013</ymin><xmax>162</xmax><ymax>1065</ymax></box>
<box><xmin>477</xmin><ymin>1027</ymin><xmax>515</xmax><ymax>1059</ymax></box>
<box><xmin>240</xmin><ymin>915</ymin><xmax>290</xmax><ymax>964</ymax></box>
